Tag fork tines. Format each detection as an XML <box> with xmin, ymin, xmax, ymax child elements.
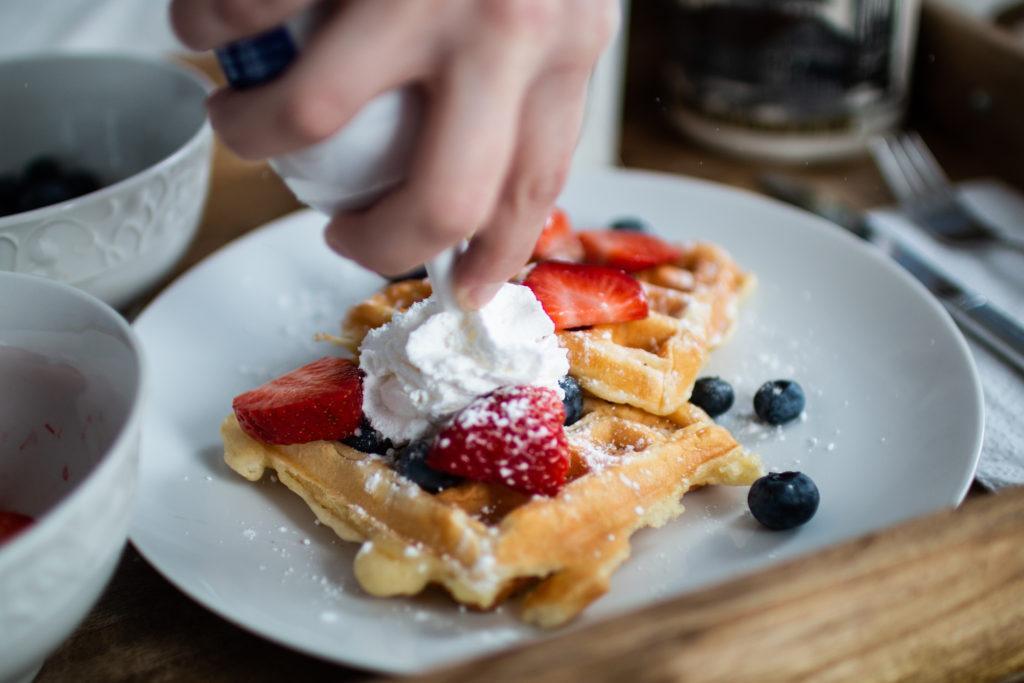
<box><xmin>870</xmin><ymin>132</ymin><xmax>952</xmax><ymax>206</ymax></box>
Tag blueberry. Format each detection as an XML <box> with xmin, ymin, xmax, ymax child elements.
<box><xmin>0</xmin><ymin>174</ymin><xmax>17</xmax><ymax>217</ymax></box>
<box><xmin>558</xmin><ymin>375</ymin><xmax>583</xmax><ymax>426</ymax></box>
<box><xmin>5</xmin><ymin>157</ymin><xmax>103</xmax><ymax>214</ymax></box>
<box><xmin>388</xmin><ymin>264</ymin><xmax>427</xmax><ymax>283</ymax></box>
<box><xmin>63</xmin><ymin>169</ymin><xmax>101</xmax><ymax>197</ymax></box>
<box><xmin>753</xmin><ymin>379</ymin><xmax>805</xmax><ymax>425</ymax></box>
<box><xmin>16</xmin><ymin>177</ymin><xmax>76</xmax><ymax>212</ymax></box>
<box><xmin>341</xmin><ymin>417</ymin><xmax>395</xmax><ymax>456</ymax></box>
<box><xmin>690</xmin><ymin>376</ymin><xmax>734</xmax><ymax>417</ymax></box>
<box><xmin>396</xmin><ymin>439</ymin><xmax>462</xmax><ymax>493</ymax></box>
<box><xmin>20</xmin><ymin>156</ymin><xmax>63</xmax><ymax>185</ymax></box>
<box><xmin>610</xmin><ymin>216</ymin><xmax>649</xmax><ymax>232</ymax></box>
<box><xmin>748</xmin><ymin>471</ymin><xmax>819</xmax><ymax>530</ymax></box>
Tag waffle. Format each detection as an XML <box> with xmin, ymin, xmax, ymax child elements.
<box><xmin>222</xmin><ymin>397</ymin><xmax>762</xmax><ymax>627</ymax></box>
<box><xmin>561</xmin><ymin>242</ymin><xmax>753</xmax><ymax>415</ymax></box>
<box><xmin>333</xmin><ymin>242</ymin><xmax>754</xmax><ymax>415</ymax></box>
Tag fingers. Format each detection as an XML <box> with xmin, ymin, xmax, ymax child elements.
<box><xmin>448</xmin><ymin>0</ymin><xmax>620</xmax><ymax>308</ymax></box>
<box><xmin>170</xmin><ymin>0</ymin><xmax>315</xmax><ymax>50</ymax></box>
<box><xmin>323</xmin><ymin>21</ymin><xmax>537</xmax><ymax>278</ymax></box>
<box><xmin>406</xmin><ymin>28</ymin><xmax>537</xmax><ymax>239</ymax></box>
<box><xmin>206</xmin><ymin>1</ymin><xmax>432</xmax><ymax>158</ymax></box>
<box><xmin>181</xmin><ymin>0</ymin><xmax>623</xmax><ymax>314</ymax></box>
<box><xmin>452</xmin><ymin>66</ymin><xmax>593</xmax><ymax>310</ymax></box>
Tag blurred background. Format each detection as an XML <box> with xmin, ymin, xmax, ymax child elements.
<box><xmin>2</xmin><ymin>0</ymin><xmax>1021</xmax><ymax>195</ymax></box>
<box><xmin>0</xmin><ymin>0</ymin><xmax>1019</xmax><ymax>173</ymax></box>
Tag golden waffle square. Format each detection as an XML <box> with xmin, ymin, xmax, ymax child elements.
<box><xmin>559</xmin><ymin>242</ymin><xmax>754</xmax><ymax>415</ymax></box>
<box><xmin>221</xmin><ymin>397</ymin><xmax>762</xmax><ymax>628</ymax></box>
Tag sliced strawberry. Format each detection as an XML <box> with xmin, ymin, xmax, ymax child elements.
<box><xmin>531</xmin><ymin>207</ymin><xmax>583</xmax><ymax>262</ymax></box>
<box><xmin>233</xmin><ymin>357</ymin><xmax>363</xmax><ymax>445</ymax></box>
<box><xmin>578</xmin><ymin>229</ymin><xmax>683</xmax><ymax>272</ymax></box>
<box><xmin>427</xmin><ymin>385</ymin><xmax>569</xmax><ymax>496</ymax></box>
<box><xmin>523</xmin><ymin>260</ymin><xmax>648</xmax><ymax>330</ymax></box>
<box><xmin>0</xmin><ymin>510</ymin><xmax>33</xmax><ymax>544</ymax></box>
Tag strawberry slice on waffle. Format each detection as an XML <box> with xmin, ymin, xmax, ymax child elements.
<box><xmin>523</xmin><ymin>260</ymin><xmax>648</xmax><ymax>331</ymax></box>
<box><xmin>532</xmin><ymin>207</ymin><xmax>583</xmax><ymax>262</ymax></box>
<box><xmin>232</xmin><ymin>357</ymin><xmax>363</xmax><ymax>445</ymax></box>
<box><xmin>578</xmin><ymin>229</ymin><xmax>683</xmax><ymax>272</ymax></box>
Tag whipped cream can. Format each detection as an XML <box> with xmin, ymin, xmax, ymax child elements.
<box><xmin>215</xmin><ymin>9</ymin><xmax>422</xmax><ymax>213</ymax></box>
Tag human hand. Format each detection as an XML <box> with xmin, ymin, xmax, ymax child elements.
<box><xmin>171</xmin><ymin>0</ymin><xmax>620</xmax><ymax>309</ymax></box>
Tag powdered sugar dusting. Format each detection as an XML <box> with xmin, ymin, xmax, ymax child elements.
<box><xmin>364</xmin><ymin>469</ymin><xmax>384</xmax><ymax>493</ymax></box>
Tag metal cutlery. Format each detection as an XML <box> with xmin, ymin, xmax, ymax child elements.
<box><xmin>760</xmin><ymin>172</ymin><xmax>1024</xmax><ymax>376</ymax></box>
<box><xmin>870</xmin><ymin>132</ymin><xmax>1024</xmax><ymax>254</ymax></box>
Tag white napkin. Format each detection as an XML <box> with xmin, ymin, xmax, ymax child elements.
<box><xmin>869</xmin><ymin>180</ymin><xmax>1024</xmax><ymax>490</ymax></box>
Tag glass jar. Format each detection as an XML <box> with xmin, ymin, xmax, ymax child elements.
<box><xmin>660</xmin><ymin>0</ymin><xmax>922</xmax><ymax>162</ymax></box>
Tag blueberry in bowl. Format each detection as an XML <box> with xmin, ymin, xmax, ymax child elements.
<box><xmin>1</xmin><ymin>155</ymin><xmax>103</xmax><ymax>217</ymax></box>
<box><xmin>0</xmin><ymin>53</ymin><xmax>214</xmax><ymax>309</ymax></box>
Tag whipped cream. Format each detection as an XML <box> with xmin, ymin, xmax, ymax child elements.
<box><xmin>359</xmin><ymin>283</ymin><xmax>568</xmax><ymax>443</ymax></box>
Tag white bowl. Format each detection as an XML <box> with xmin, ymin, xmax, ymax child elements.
<box><xmin>0</xmin><ymin>53</ymin><xmax>213</xmax><ymax>310</ymax></box>
<box><xmin>0</xmin><ymin>272</ymin><xmax>146</xmax><ymax>683</ymax></box>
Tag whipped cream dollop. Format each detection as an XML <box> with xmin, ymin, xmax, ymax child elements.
<box><xmin>359</xmin><ymin>282</ymin><xmax>568</xmax><ymax>443</ymax></box>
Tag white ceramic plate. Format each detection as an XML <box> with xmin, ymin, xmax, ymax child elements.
<box><xmin>130</xmin><ymin>168</ymin><xmax>983</xmax><ymax>674</ymax></box>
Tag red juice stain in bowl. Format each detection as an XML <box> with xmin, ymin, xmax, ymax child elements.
<box><xmin>0</xmin><ymin>510</ymin><xmax>33</xmax><ymax>544</ymax></box>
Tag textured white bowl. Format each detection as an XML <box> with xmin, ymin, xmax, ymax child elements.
<box><xmin>0</xmin><ymin>272</ymin><xmax>145</xmax><ymax>683</ymax></box>
<box><xmin>0</xmin><ymin>53</ymin><xmax>213</xmax><ymax>310</ymax></box>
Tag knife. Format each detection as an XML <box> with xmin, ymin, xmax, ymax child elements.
<box><xmin>760</xmin><ymin>173</ymin><xmax>1024</xmax><ymax>376</ymax></box>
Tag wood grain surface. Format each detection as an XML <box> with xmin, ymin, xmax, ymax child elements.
<box><xmin>403</xmin><ymin>486</ymin><xmax>1024</xmax><ymax>683</ymax></box>
<box><xmin>34</xmin><ymin>1</ymin><xmax>1024</xmax><ymax>680</ymax></box>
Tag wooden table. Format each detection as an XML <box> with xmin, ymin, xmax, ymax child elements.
<box><xmin>36</xmin><ymin>2</ymin><xmax>1024</xmax><ymax>680</ymax></box>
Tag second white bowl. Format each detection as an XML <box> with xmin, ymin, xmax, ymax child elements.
<box><xmin>0</xmin><ymin>271</ymin><xmax>146</xmax><ymax>683</ymax></box>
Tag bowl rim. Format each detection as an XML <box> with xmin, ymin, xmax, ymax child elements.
<box><xmin>0</xmin><ymin>271</ymin><xmax>148</xmax><ymax>560</ymax></box>
<box><xmin>0</xmin><ymin>51</ymin><xmax>215</xmax><ymax>230</ymax></box>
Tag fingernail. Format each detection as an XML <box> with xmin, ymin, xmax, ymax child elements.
<box><xmin>457</xmin><ymin>282</ymin><xmax>502</xmax><ymax>311</ymax></box>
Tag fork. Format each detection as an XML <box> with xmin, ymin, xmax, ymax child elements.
<box><xmin>869</xmin><ymin>132</ymin><xmax>1024</xmax><ymax>254</ymax></box>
